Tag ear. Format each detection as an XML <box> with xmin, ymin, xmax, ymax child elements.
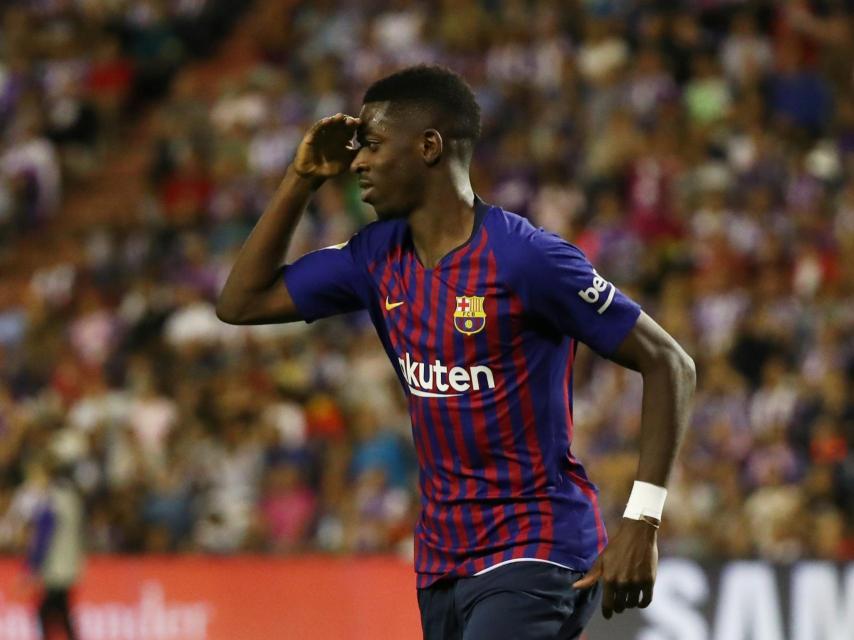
<box><xmin>421</xmin><ymin>129</ymin><xmax>443</xmax><ymax>165</ymax></box>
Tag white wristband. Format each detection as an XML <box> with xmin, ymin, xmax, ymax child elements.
<box><xmin>623</xmin><ymin>481</ymin><xmax>667</xmax><ymax>521</ymax></box>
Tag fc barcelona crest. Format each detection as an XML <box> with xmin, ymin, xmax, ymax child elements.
<box><xmin>454</xmin><ymin>296</ymin><xmax>486</xmax><ymax>335</ymax></box>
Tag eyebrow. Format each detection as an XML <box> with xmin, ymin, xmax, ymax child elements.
<box><xmin>357</xmin><ymin>126</ymin><xmax>385</xmax><ymax>141</ymax></box>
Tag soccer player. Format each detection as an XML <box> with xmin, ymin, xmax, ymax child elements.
<box><xmin>217</xmin><ymin>65</ymin><xmax>696</xmax><ymax>639</ymax></box>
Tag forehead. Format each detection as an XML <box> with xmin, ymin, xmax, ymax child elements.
<box><xmin>358</xmin><ymin>101</ymin><xmax>426</xmax><ymax>137</ymax></box>
<box><xmin>358</xmin><ymin>102</ymin><xmax>393</xmax><ymax>135</ymax></box>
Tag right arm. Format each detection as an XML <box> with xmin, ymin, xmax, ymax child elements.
<box><xmin>216</xmin><ymin>113</ymin><xmax>360</xmax><ymax>325</ymax></box>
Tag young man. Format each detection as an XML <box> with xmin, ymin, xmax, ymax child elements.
<box><xmin>217</xmin><ymin>65</ymin><xmax>695</xmax><ymax>639</ymax></box>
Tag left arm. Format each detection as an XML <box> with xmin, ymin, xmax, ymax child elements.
<box><xmin>573</xmin><ymin>311</ymin><xmax>696</xmax><ymax>618</ymax></box>
<box><xmin>609</xmin><ymin>311</ymin><xmax>696</xmax><ymax>488</ymax></box>
<box><xmin>509</xmin><ymin>230</ymin><xmax>695</xmax><ymax>618</ymax></box>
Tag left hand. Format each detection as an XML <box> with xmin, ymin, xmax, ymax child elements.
<box><xmin>573</xmin><ymin>518</ymin><xmax>659</xmax><ymax>619</ymax></box>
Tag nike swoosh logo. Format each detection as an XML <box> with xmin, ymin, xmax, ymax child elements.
<box><xmin>385</xmin><ymin>296</ymin><xmax>405</xmax><ymax>311</ymax></box>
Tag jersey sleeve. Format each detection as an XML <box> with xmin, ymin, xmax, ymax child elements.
<box><xmin>517</xmin><ymin>229</ymin><xmax>641</xmax><ymax>356</ymax></box>
<box><xmin>282</xmin><ymin>236</ymin><xmax>371</xmax><ymax>322</ymax></box>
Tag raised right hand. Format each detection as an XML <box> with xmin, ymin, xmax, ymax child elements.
<box><xmin>292</xmin><ymin>113</ymin><xmax>361</xmax><ymax>179</ymax></box>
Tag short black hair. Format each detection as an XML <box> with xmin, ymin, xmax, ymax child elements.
<box><xmin>363</xmin><ymin>65</ymin><xmax>481</xmax><ymax>141</ymax></box>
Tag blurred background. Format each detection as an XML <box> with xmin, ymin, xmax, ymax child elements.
<box><xmin>0</xmin><ymin>1</ymin><xmax>852</xmax><ymax>639</ymax></box>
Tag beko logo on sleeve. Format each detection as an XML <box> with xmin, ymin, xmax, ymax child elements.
<box><xmin>577</xmin><ymin>269</ymin><xmax>616</xmax><ymax>314</ymax></box>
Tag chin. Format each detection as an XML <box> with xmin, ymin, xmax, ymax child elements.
<box><xmin>374</xmin><ymin>205</ymin><xmax>409</xmax><ymax>221</ymax></box>
<box><xmin>368</xmin><ymin>198</ymin><xmax>390</xmax><ymax>219</ymax></box>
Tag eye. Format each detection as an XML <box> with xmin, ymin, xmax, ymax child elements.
<box><xmin>367</xmin><ymin>141</ymin><xmax>380</xmax><ymax>152</ymax></box>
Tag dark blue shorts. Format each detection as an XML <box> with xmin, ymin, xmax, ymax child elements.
<box><xmin>417</xmin><ymin>561</ymin><xmax>601</xmax><ymax>640</ymax></box>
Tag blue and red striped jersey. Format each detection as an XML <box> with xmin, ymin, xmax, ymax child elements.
<box><xmin>284</xmin><ymin>198</ymin><xmax>641</xmax><ymax>587</ymax></box>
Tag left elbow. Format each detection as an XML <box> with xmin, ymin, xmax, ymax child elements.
<box><xmin>667</xmin><ymin>347</ymin><xmax>696</xmax><ymax>393</ymax></box>
<box><xmin>678</xmin><ymin>351</ymin><xmax>697</xmax><ymax>392</ymax></box>
<box><xmin>646</xmin><ymin>344</ymin><xmax>696</xmax><ymax>391</ymax></box>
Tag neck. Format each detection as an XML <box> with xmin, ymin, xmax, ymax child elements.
<box><xmin>408</xmin><ymin>173</ymin><xmax>476</xmax><ymax>269</ymax></box>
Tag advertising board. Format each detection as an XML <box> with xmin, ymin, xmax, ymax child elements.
<box><xmin>0</xmin><ymin>557</ymin><xmax>850</xmax><ymax>639</ymax></box>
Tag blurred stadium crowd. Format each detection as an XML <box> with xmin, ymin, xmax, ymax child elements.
<box><xmin>1</xmin><ymin>0</ymin><xmax>853</xmax><ymax>565</ymax></box>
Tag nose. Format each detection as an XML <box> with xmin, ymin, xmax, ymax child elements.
<box><xmin>350</xmin><ymin>148</ymin><xmax>367</xmax><ymax>174</ymax></box>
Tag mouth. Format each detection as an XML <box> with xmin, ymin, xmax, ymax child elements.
<box><xmin>358</xmin><ymin>181</ymin><xmax>374</xmax><ymax>199</ymax></box>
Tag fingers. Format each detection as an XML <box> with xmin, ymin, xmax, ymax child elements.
<box><xmin>329</xmin><ymin>113</ymin><xmax>361</xmax><ymax>132</ymax></box>
<box><xmin>612</xmin><ymin>585</ymin><xmax>628</xmax><ymax>615</ymax></box>
<box><xmin>624</xmin><ymin>585</ymin><xmax>640</xmax><ymax>609</ymax></box>
<box><xmin>572</xmin><ymin>573</ymin><xmax>599</xmax><ymax>589</ymax></box>
<box><xmin>604</xmin><ymin>583</ymin><xmax>633</xmax><ymax>618</ymax></box>
<box><xmin>572</xmin><ymin>559</ymin><xmax>602</xmax><ymax>589</ymax></box>
<box><xmin>601</xmin><ymin>581</ymin><xmax>615</xmax><ymax>620</ymax></box>
<box><xmin>603</xmin><ymin>582</ymin><xmax>651</xmax><ymax>618</ymax></box>
<box><xmin>313</xmin><ymin>113</ymin><xmax>359</xmax><ymax>125</ymax></box>
<box><xmin>305</xmin><ymin>113</ymin><xmax>361</xmax><ymax>141</ymax></box>
<box><xmin>572</xmin><ymin>561</ymin><xmax>648</xmax><ymax>619</ymax></box>
<box><xmin>639</xmin><ymin>582</ymin><xmax>654</xmax><ymax>608</ymax></box>
<box><xmin>327</xmin><ymin>113</ymin><xmax>361</xmax><ymax>128</ymax></box>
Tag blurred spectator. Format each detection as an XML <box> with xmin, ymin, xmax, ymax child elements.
<box><xmin>349</xmin><ymin>403</ymin><xmax>413</xmax><ymax>491</ymax></box>
<box><xmin>720</xmin><ymin>10</ymin><xmax>773</xmax><ymax>87</ymax></box>
<box><xmin>1</xmin><ymin>116</ymin><xmax>61</xmax><ymax>228</ymax></box>
<box><xmin>0</xmin><ymin>0</ymin><xmax>248</xmax><ymax>246</ymax></box>
<box><xmin>24</xmin><ymin>457</ymin><xmax>84</xmax><ymax>640</ymax></box>
<box><xmin>256</xmin><ymin>462</ymin><xmax>317</xmax><ymax>553</ymax></box>
<box><xmin>768</xmin><ymin>39</ymin><xmax>831</xmax><ymax>136</ymax></box>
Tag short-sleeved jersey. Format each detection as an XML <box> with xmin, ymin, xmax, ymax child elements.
<box><xmin>284</xmin><ymin>198</ymin><xmax>641</xmax><ymax>588</ymax></box>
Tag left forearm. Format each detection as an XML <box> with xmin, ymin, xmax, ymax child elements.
<box><xmin>636</xmin><ymin>350</ymin><xmax>695</xmax><ymax>487</ymax></box>
<box><xmin>578</xmin><ymin>312</ymin><xmax>695</xmax><ymax>617</ymax></box>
